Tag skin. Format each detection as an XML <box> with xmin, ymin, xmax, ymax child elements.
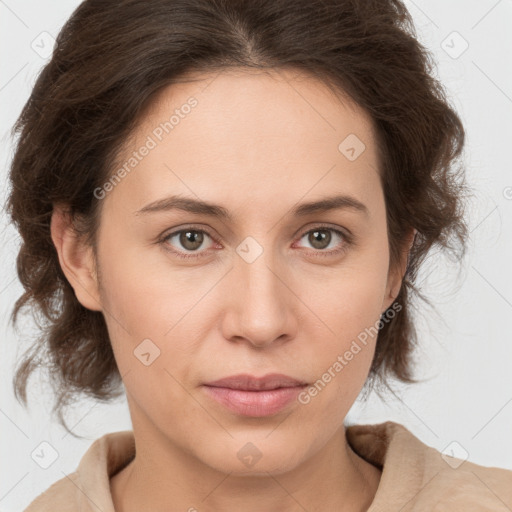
<box><xmin>51</xmin><ymin>67</ymin><xmax>414</xmax><ymax>512</ymax></box>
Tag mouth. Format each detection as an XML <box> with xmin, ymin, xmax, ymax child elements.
<box><xmin>202</xmin><ymin>373</ymin><xmax>308</xmax><ymax>417</ymax></box>
<box><xmin>204</xmin><ymin>373</ymin><xmax>308</xmax><ymax>391</ymax></box>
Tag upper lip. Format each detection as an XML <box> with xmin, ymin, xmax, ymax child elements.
<box><xmin>204</xmin><ymin>373</ymin><xmax>308</xmax><ymax>391</ymax></box>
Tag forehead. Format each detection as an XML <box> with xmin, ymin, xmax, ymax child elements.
<box><xmin>136</xmin><ymin>67</ymin><xmax>375</xmax><ymax>150</ymax></box>
<box><xmin>105</xmin><ymin>68</ymin><xmax>381</xmax><ymax>218</ymax></box>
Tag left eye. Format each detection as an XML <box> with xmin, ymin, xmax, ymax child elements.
<box><xmin>295</xmin><ymin>227</ymin><xmax>346</xmax><ymax>252</ymax></box>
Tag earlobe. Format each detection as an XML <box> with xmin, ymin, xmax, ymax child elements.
<box><xmin>382</xmin><ymin>270</ymin><xmax>402</xmax><ymax>314</ymax></box>
<box><xmin>50</xmin><ymin>204</ymin><xmax>102</xmax><ymax>312</ymax></box>
<box><xmin>382</xmin><ymin>228</ymin><xmax>417</xmax><ymax>314</ymax></box>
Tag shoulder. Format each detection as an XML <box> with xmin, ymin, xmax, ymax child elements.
<box><xmin>420</xmin><ymin>456</ymin><xmax>512</xmax><ymax>510</ymax></box>
<box><xmin>23</xmin><ymin>471</ymin><xmax>81</xmax><ymax>512</ymax></box>
<box><xmin>347</xmin><ymin>420</ymin><xmax>512</xmax><ymax>510</ymax></box>
<box><xmin>22</xmin><ymin>430</ymin><xmax>135</xmax><ymax>512</ymax></box>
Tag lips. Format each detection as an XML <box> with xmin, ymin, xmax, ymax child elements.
<box><xmin>204</xmin><ymin>373</ymin><xmax>308</xmax><ymax>391</ymax></box>
<box><xmin>202</xmin><ymin>373</ymin><xmax>308</xmax><ymax>417</ymax></box>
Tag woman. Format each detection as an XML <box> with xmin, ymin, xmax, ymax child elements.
<box><xmin>7</xmin><ymin>0</ymin><xmax>512</xmax><ymax>510</ymax></box>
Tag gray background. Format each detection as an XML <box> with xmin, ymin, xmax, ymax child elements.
<box><xmin>1</xmin><ymin>1</ymin><xmax>511</xmax><ymax>510</ymax></box>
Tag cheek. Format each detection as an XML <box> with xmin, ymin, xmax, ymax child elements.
<box><xmin>96</xmin><ymin>229</ymin><xmax>182</xmax><ymax>329</ymax></box>
<box><xmin>304</xmin><ymin>258</ymin><xmax>388</xmax><ymax>340</ymax></box>
<box><xmin>297</xmin><ymin>295</ymin><xmax>381</xmax><ymax>428</ymax></box>
<box><xmin>95</xmin><ymin>232</ymin><xmax>218</xmax><ymax>382</ymax></box>
<box><xmin>297</xmin><ymin>259</ymin><xmax>389</xmax><ymax>400</ymax></box>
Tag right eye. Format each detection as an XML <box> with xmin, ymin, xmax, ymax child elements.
<box><xmin>159</xmin><ymin>226</ymin><xmax>219</xmax><ymax>260</ymax></box>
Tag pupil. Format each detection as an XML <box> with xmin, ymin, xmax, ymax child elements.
<box><xmin>310</xmin><ymin>230</ymin><xmax>330</xmax><ymax>249</ymax></box>
<box><xmin>181</xmin><ymin>230</ymin><xmax>203</xmax><ymax>250</ymax></box>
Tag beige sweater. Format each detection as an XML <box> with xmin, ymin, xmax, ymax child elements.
<box><xmin>23</xmin><ymin>421</ymin><xmax>512</xmax><ymax>511</ymax></box>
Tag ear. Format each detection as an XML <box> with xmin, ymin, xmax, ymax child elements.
<box><xmin>50</xmin><ymin>203</ymin><xmax>102</xmax><ymax>312</ymax></box>
<box><xmin>382</xmin><ymin>227</ymin><xmax>416</xmax><ymax>313</ymax></box>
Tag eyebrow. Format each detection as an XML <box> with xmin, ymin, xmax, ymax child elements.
<box><xmin>134</xmin><ymin>194</ymin><xmax>369</xmax><ymax>220</ymax></box>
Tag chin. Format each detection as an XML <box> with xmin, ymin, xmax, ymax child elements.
<box><xmin>198</xmin><ymin>438</ymin><xmax>307</xmax><ymax>477</ymax></box>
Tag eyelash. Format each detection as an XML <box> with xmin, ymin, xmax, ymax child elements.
<box><xmin>158</xmin><ymin>224</ymin><xmax>353</xmax><ymax>261</ymax></box>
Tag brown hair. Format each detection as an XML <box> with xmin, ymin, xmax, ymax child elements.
<box><xmin>6</xmin><ymin>0</ymin><xmax>470</xmax><ymax>436</ymax></box>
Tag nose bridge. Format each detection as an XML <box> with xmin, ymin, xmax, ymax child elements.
<box><xmin>226</xmin><ymin>234</ymin><xmax>293</xmax><ymax>346</ymax></box>
<box><xmin>237</xmin><ymin>235</ymin><xmax>283</xmax><ymax>310</ymax></box>
<box><xmin>240</xmin><ymin>249</ymin><xmax>279</xmax><ymax>297</ymax></box>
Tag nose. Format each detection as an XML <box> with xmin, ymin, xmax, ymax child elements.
<box><xmin>220</xmin><ymin>246</ymin><xmax>298</xmax><ymax>349</ymax></box>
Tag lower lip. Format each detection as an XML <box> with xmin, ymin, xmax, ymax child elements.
<box><xmin>202</xmin><ymin>385</ymin><xmax>306</xmax><ymax>417</ymax></box>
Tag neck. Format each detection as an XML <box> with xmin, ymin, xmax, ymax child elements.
<box><xmin>110</xmin><ymin>423</ymin><xmax>381</xmax><ymax>512</ymax></box>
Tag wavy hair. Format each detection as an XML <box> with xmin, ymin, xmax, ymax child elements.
<box><xmin>6</xmin><ymin>0</ymin><xmax>470</xmax><ymax>436</ymax></box>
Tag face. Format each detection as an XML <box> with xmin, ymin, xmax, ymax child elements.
<box><xmin>66</xmin><ymin>68</ymin><xmax>405</xmax><ymax>475</ymax></box>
